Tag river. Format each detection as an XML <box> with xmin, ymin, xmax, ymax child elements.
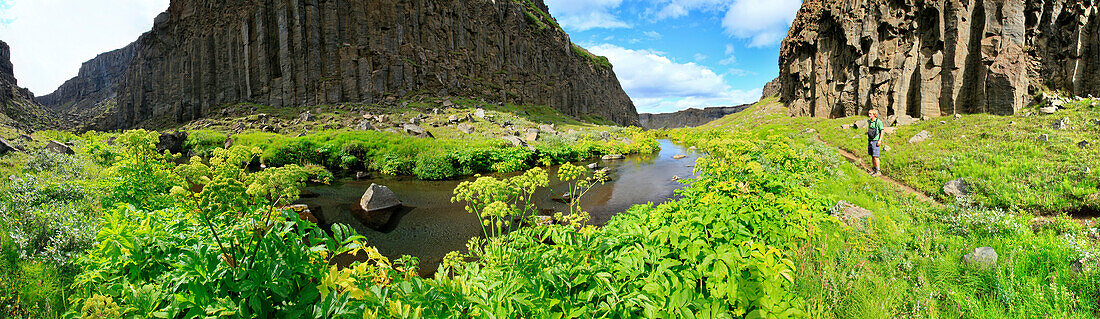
<box><xmin>296</xmin><ymin>139</ymin><xmax>700</xmax><ymax>276</ymax></box>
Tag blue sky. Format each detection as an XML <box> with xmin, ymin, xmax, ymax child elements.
<box><xmin>545</xmin><ymin>0</ymin><xmax>802</xmax><ymax>113</ymax></box>
<box><xmin>0</xmin><ymin>0</ymin><xmax>802</xmax><ymax>114</ymax></box>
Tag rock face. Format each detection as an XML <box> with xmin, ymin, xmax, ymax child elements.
<box><xmin>761</xmin><ymin>77</ymin><xmax>782</xmax><ymax>100</ymax></box>
<box><xmin>48</xmin><ymin>0</ymin><xmax>638</xmax><ymax>130</ymax></box>
<box><xmin>360</xmin><ymin>183</ymin><xmax>401</xmax><ymax>212</ymax></box>
<box><xmin>779</xmin><ymin>0</ymin><xmax>1100</xmax><ymax>119</ymax></box>
<box><xmin>638</xmin><ymin>105</ymin><xmax>749</xmax><ymax>129</ymax></box>
<box><xmin>37</xmin><ymin>42</ymin><xmax>137</xmax><ymax>122</ymax></box>
<box><xmin>0</xmin><ymin>40</ymin><xmax>55</xmax><ymax>130</ymax></box>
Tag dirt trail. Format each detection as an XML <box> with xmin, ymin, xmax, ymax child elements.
<box><xmin>814</xmin><ymin>136</ymin><xmax>942</xmax><ymax>206</ymax></box>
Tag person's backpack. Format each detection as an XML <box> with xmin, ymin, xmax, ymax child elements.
<box><xmin>866</xmin><ymin>120</ymin><xmax>879</xmax><ymax>140</ymax></box>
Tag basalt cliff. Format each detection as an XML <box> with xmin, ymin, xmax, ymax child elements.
<box><xmin>638</xmin><ymin>105</ymin><xmax>749</xmax><ymax>129</ymax></box>
<box><xmin>45</xmin><ymin>0</ymin><xmax>639</xmax><ymax>130</ymax></box>
<box><xmin>779</xmin><ymin>0</ymin><xmax>1100</xmax><ymax>118</ymax></box>
<box><xmin>0</xmin><ymin>41</ymin><xmax>56</xmax><ymax>131</ymax></box>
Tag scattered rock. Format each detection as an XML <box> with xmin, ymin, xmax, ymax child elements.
<box><xmin>1052</xmin><ymin>118</ymin><xmax>1069</xmax><ymax>130</ymax></box>
<box><xmin>671</xmin><ymin>175</ymin><xmax>681</xmax><ymax>181</ymax></box>
<box><xmin>360</xmin><ymin>183</ymin><xmax>402</xmax><ymax>212</ymax></box>
<box><xmin>908</xmin><ymin>130</ymin><xmax>932</xmax><ymax>144</ymax></box>
<box><xmin>586</xmin><ymin>163</ymin><xmax>599</xmax><ymax>169</ymax></box>
<box><xmin>672</xmin><ymin>154</ymin><xmax>687</xmax><ymax>160</ymax></box>
<box><xmin>409</xmin><ymin>117</ymin><xmax>420</xmax><ymax>125</ymax></box>
<box><xmin>299</xmin><ymin>111</ymin><xmax>315</xmax><ymax>122</ymax></box>
<box><xmin>474</xmin><ymin>108</ymin><xmax>486</xmax><ymax>119</ymax></box>
<box><xmin>1039</xmin><ymin>106</ymin><xmax>1058</xmax><ymax>114</ymax></box>
<box><xmin>854</xmin><ymin>120</ymin><xmax>869</xmax><ymax>129</ymax></box>
<box><xmin>223</xmin><ymin>137</ymin><xmax>234</xmax><ymax>149</ymax></box>
<box><xmin>457</xmin><ymin>123</ymin><xmax>476</xmax><ymax>134</ymax></box>
<box><xmin>442</xmin><ymin>100</ymin><xmax>454</xmax><ymax>108</ymax></box>
<box><xmin>502</xmin><ymin>136</ymin><xmax>527</xmax><ymax>148</ymax></box>
<box><xmin>602</xmin><ymin>154</ymin><xmax>625</xmax><ymax>160</ymax></box>
<box><xmin>939</xmin><ymin>121</ymin><xmax>947</xmax><ymax>124</ymax></box>
<box><xmin>1038</xmin><ymin>134</ymin><xmax>1050</xmax><ymax>142</ymax></box>
<box><xmin>0</xmin><ymin>138</ymin><xmax>21</xmax><ymax>155</ymax></box>
<box><xmin>1079</xmin><ymin>140</ymin><xmax>1091</xmax><ymax>148</ymax></box>
<box><xmin>45</xmin><ymin>140</ymin><xmax>75</xmax><ymax>155</ymax></box>
<box><xmin>356</xmin><ymin>119</ymin><xmax>375</xmax><ymax>131</ymax></box>
<box><xmin>832</xmin><ymin>201</ymin><xmax>873</xmax><ymax>228</ymax></box>
<box><xmin>943</xmin><ymin>178</ymin><xmax>969</xmax><ymax>197</ymax></box>
<box><xmin>893</xmin><ymin>115</ymin><xmax>918</xmax><ymax>126</ymax></box>
<box><xmin>355</xmin><ymin>171</ymin><xmax>369</xmax><ymax>180</ymax></box>
<box><xmin>883</xmin><ymin>144</ymin><xmax>892</xmax><ymax>152</ymax></box>
<box><xmin>882</xmin><ymin>127</ymin><xmax>896</xmax><ymax>135</ymax></box>
<box><xmin>802</xmin><ymin>128</ymin><xmax>817</xmax><ymax>134</ymax></box>
<box><xmin>840</xmin><ymin>124</ymin><xmax>852</xmax><ymax>130</ymax></box>
<box><xmin>403</xmin><ymin>124</ymin><xmax>427</xmax><ymax>136</ymax></box>
<box><xmin>524</xmin><ymin>129</ymin><xmax>539</xmax><ymax>142</ymax></box>
<box><xmin>157</xmin><ymin>131</ymin><xmax>188</xmax><ymax>154</ymax></box>
<box><xmin>953</xmin><ymin>114</ymin><xmax>962</xmax><ymax>119</ymax></box>
<box><xmin>538</xmin><ymin>124</ymin><xmax>557</xmax><ymax>134</ymax></box>
<box><xmin>963</xmin><ymin>247</ymin><xmax>998</xmax><ymax>269</ymax></box>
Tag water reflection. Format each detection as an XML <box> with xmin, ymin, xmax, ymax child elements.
<box><xmin>297</xmin><ymin>139</ymin><xmax>700</xmax><ymax>276</ymax></box>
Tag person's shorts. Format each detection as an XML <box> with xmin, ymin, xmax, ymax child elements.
<box><xmin>868</xmin><ymin>140</ymin><xmax>880</xmax><ymax>157</ymax></box>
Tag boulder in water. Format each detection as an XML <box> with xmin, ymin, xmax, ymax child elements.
<box><xmin>672</xmin><ymin>154</ymin><xmax>687</xmax><ymax>160</ymax></box>
<box><xmin>360</xmin><ymin>183</ymin><xmax>402</xmax><ymax>212</ymax></box>
<box><xmin>602</xmin><ymin>154</ymin><xmax>625</xmax><ymax>160</ymax></box>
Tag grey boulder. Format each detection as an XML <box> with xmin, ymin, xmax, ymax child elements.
<box><xmin>360</xmin><ymin>183</ymin><xmax>402</xmax><ymax>212</ymax></box>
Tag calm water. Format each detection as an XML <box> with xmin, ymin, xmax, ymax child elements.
<box><xmin>297</xmin><ymin>139</ymin><xmax>699</xmax><ymax>276</ymax></box>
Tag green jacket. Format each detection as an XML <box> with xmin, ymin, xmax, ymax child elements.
<box><xmin>868</xmin><ymin>118</ymin><xmax>884</xmax><ymax>142</ymax></box>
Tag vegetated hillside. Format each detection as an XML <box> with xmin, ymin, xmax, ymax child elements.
<box><xmin>779</xmin><ymin>0</ymin><xmax>1100</xmax><ymax>119</ymax></box>
<box><xmin>637</xmin><ymin>104</ymin><xmax>749</xmax><ymax>129</ymax></box>
<box><xmin>44</xmin><ymin>0</ymin><xmax>638</xmax><ymax>131</ymax></box>
<box><xmin>0</xmin><ymin>41</ymin><xmax>57</xmax><ymax>131</ymax></box>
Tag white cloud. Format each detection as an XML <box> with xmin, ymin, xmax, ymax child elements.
<box><xmin>587</xmin><ymin>43</ymin><xmax>758</xmax><ymax>113</ymax></box>
<box><xmin>722</xmin><ymin>0</ymin><xmax>801</xmax><ymax>47</ymax></box>
<box><xmin>719</xmin><ymin>43</ymin><xmax>737</xmax><ymax>65</ymax></box>
<box><xmin>652</xmin><ymin>0</ymin><xmax>728</xmax><ymax>20</ymax></box>
<box><xmin>0</xmin><ymin>0</ymin><xmax>169</xmax><ymax>95</ymax></box>
<box><xmin>693</xmin><ymin>53</ymin><xmax>707</xmax><ymax>62</ymax></box>
<box><xmin>643</xmin><ymin>31</ymin><xmax>662</xmax><ymax>40</ymax></box>
<box><xmin>545</xmin><ymin>0</ymin><xmax>630</xmax><ymax>31</ymax></box>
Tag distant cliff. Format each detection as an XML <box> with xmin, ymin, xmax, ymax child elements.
<box><xmin>0</xmin><ymin>40</ymin><xmax>55</xmax><ymax>130</ymax></box>
<box><xmin>46</xmin><ymin>0</ymin><xmax>639</xmax><ymax>130</ymax></box>
<box><xmin>779</xmin><ymin>0</ymin><xmax>1100</xmax><ymax>118</ymax></box>
<box><xmin>638</xmin><ymin>105</ymin><xmax>748</xmax><ymax>129</ymax></box>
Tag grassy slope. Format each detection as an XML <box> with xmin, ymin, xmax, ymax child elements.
<box><xmin>679</xmin><ymin>98</ymin><xmax>1100</xmax><ymax>318</ymax></box>
<box><xmin>707</xmin><ymin>97</ymin><xmax>1100</xmax><ymax>215</ymax></box>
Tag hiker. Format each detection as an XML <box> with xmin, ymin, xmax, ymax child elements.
<box><xmin>866</xmin><ymin>109</ymin><xmax>884</xmax><ymax>176</ymax></box>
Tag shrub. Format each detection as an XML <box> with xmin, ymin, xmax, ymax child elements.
<box><xmin>413</xmin><ymin>151</ymin><xmax>457</xmax><ymax>180</ymax></box>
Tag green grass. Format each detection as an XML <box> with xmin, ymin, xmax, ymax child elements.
<box><xmin>571</xmin><ymin>44</ymin><xmax>612</xmax><ymax>70</ymax></box>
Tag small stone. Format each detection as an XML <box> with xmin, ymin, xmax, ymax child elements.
<box><xmin>1038</xmin><ymin>134</ymin><xmax>1049</xmax><ymax>142</ymax></box>
<box><xmin>474</xmin><ymin>108</ymin><xmax>486</xmax><ymax>119</ymax></box>
<box><xmin>1052</xmin><ymin>118</ymin><xmax>1068</xmax><ymax>130</ymax></box>
<box><xmin>1079</xmin><ymin>140</ymin><xmax>1091</xmax><ymax>148</ymax></box>
<box><xmin>355</xmin><ymin>172</ymin><xmax>369</xmax><ymax>180</ymax></box>
<box><xmin>832</xmin><ymin>200</ymin><xmax>874</xmax><ymax>228</ymax></box>
<box><xmin>502</xmin><ymin>136</ymin><xmax>527</xmax><ymax>147</ymax></box>
<box><xmin>442</xmin><ymin>100</ymin><xmax>454</xmax><ymax>107</ymax></box>
<box><xmin>671</xmin><ymin>175</ymin><xmax>681</xmax><ymax>181</ymax></box>
<box><xmin>602</xmin><ymin>154</ymin><xmax>625</xmax><ymax>160</ymax></box>
<box><xmin>45</xmin><ymin>140</ymin><xmax>75</xmax><ymax>155</ymax></box>
<box><xmin>840</xmin><ymin>124</ymin><xmax>852</xmax><ymax>130</ymax></box>
<box><xmin>940</xmin><ymin>121</ymin><xmax>947</xmax><ymax>124</ymax></box>
<box><xmin>356</xmin><ymin>119</ymin><xmax>375</xmax><ymax>131</ymax></box>
<box><xmin>943</xmin><ymin>178</ymin><xmax>969</xmax><ymax>197</ymax></box>
<box><xmin>586</xmin><ymin>163</ymin><xmax>599</xmax><ymax>169</ymax></box>
<box><xmin>1039</xmin><ymin>105</ymin><xmax>1057</xmax><ymax>115</ymax></box>
<box><xmin>908</xmin><ymin>130</ymin><xmax>932</xmax><ymax>144</ymax></box>
<box><xmin>672</xmin><ymin>154</ymin><xmax>687</xmax><ymax>160</ymax></box>
<box><xmin>457</xmin><ymin>123</ymin><xmax>476</xmax><ymax>134</ymax></box>
<box><xmin>299</xmin><ymin>111</ymin><xmax>315</xmax><ymax>122</ymax></box>
<box><xmin>954</xmin><ymin>114</ymin><xmax>962</xmax><ymax>119</ymax></box>
<box><xmin>360</xmin><ymin>183</ymin><xmax>402</xmax><ymax>212</ymax></box>
<box><xmin>963</xmin><ymin>247</ymin><xmax>998</xmax><ymax>269</ymax></box>
<box><xmin>402</xmin><ymin>124</ymin><xmax>425</xmax><ymax>135</ymax></box>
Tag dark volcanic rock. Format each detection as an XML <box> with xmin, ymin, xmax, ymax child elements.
<box><xmin>638</xmin><ymin>104</ymin><xmax>749</xmax><ymax>129</ymax></box>
<box><xmin>37</xmin><ymin>42</ymin><xmax>136</xmax><ymax>122</ymax></box>
<box><xmin>0</xmin><ymin>40</ymin><xmax>55</xmax><ymax>130</ymax></box>
<box><xmin>761</xmin><ymin>77</ymin><xmax>781</xmax><ymax>100</ymax></box>
<box><xmin>45</xmin><ymin>140</ymin><xmax>74</xmax><ymax>155</ymax></box>
<box><xmin>779</xmin><ymin>0</ymin><xmax>1100</xmax><ymax>119</ymax></box>
<box><xmin>157</xmin><ymin>131</ymin><xmax>188</xmax><ymax>154</ymax></box>
<box><xmin>48</xmin><ymin>0</ymin><xmax>639</xmax><ymax>130</ymax></box>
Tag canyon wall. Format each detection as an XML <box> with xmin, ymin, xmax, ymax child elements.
<box><xmin>38</xmin><ymin>42</ymin><xmax>137</xmax><ymax>121</ymax></box>
<box><xmin>638</xmin><ymin>105</ymin><xmax>749</xmax><ymax>129</ymax></box>
<box><xmin>49</xmin><ymin>0</ymin><xmax>638</xmax><ymax>130</ymax></box>
<box><xmin>779</xmin><ymin>0</ymin><xmax>1100</xmax><ymax>118</ymax></box>
<box><xmin>0</xmin><ymin>40</ymin><xmax>55</xmax><ymax>130</ymax></box>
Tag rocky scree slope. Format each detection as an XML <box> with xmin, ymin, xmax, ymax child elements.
<box><xmin>48</xmin><ymin>0</ymin><xmax>638</xmax><ymax>131</ymax></box>
<box><xmin>0</xmin><ymin>40</ymin><xmax>57</xmax><ymax>131</ymax></box>
<box><xmin>779</xmin><ymin>0</ymin><xmax>1100</xmax><ymax>119</ymax></box>
<box><xmin>638</xmin><ymin>105</ymin><xmax>749</xmax><ymax>129</ymax></box>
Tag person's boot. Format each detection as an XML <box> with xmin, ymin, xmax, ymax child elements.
<box><xmin>871</xmin><ymin>168</ymin><xmax>880</xmax><ymax>176</ymax></box>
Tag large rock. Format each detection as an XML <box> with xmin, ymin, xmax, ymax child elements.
<box><xmin>963</xmin><ymin>247</ymin><xmax>998</xmax><ymax>269</ymax></box>
<box><xmin>0</xmin><ymin>137</ymin><xmax>20</xmax><ymax>155</ymax></box>
<box><xmin>638</xmin><ymin>105</ymin><xmax>750</xmax><ymax>129</ymax></box>
<box><xmin>45</xmin><ymin>140</ymin><xmax>74</xmax><ymax>155</ymax></box>
<box><xmin>50</xmin><ymin>1</ymin><xmax>640</xmax><ymax>130</ymax></box>
<box><xmin>761</xmin><ymin>76</ymin><xmax>782</xmax><ymax>99</ymax></box>
<box><xmin>356</xmin><ymin>119</ymin><xmax>375</xmax><ymax>131</ymax></box>
<box><xmin>943</xmin><ymin>178</ymin><xmax>969</xmax><ymax>197</ymax></box>
<box><xmin>1052</xmin><ymin>118</ymin><xmax>1068</xmax><ymax>130</ymax></box>
<box><xmin>523</xmin><ymin>129</ymin><xmax>539</xmax><ymax>142</ymax></box>
<box><xmin>908</xmin><ymin>130</ymin><xmax>932</xmax><ymax>144</ymax></box>
<box><xmin>360</xmin><ymin>183</ymin><xmax>401</xmax><ymax>212</ymax></box>
<box><xmin>831</xmin><ymin>200</ymin><xmax>874</xmax><ymax>228</ymax></box>
<box><xmin>502</xmin><ymin>135</ymin><xmax>527</xmax><ymax>148</ymax></box>
<box><xmin>457</xmin><ymin>123</ymin><xmax>475</xmax><ymax>134</ymax></box>
<box><xmin>157</xmin><ymin>131</ymin><xmax>188</xmax><ymax>154</ymax></box>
